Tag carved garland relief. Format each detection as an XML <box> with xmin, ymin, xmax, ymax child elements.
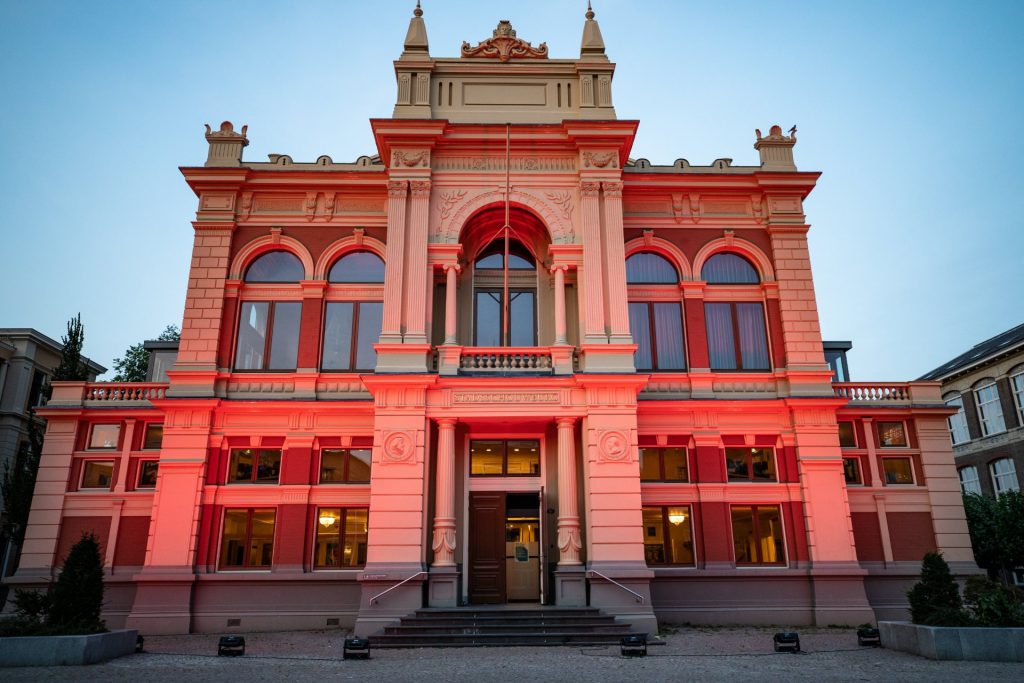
<box><xmin>437</xmin><ymin>188</ymin><xmax>575</xmax><ymax>244</ymax></box>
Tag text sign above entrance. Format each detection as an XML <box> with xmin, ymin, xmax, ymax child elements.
<box><xmin>453</xmin><ymin>392</ymin><xmax>559</xmax><ymax>404</ymax></box>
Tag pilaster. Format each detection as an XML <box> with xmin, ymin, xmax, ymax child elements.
<box><xmin>380</xmin><ymin>180</ymin><xmax>408</xmax><ymax>345</ymax></box>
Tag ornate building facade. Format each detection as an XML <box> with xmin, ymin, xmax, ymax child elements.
<box><xmin>10</xmin><ymin>7</ymin><xmax>975</xmax><ymax>635</ymax></box>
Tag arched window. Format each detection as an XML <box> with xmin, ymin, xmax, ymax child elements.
<box><xmin>244</xmin><ymin>250</ymin><xmax>304</xmax><ymax>283</ymax></box>
<box><xmin>473</xmin><ymin>239</ymin><xmax>536</xmax><ymax>347</ymax></box>
<box><xmin>328</xmin><ymin>251</ymin><xmax>385</xmax><ymax>283</ymax></box>
<box><xmin>626</xmin><ymin>252</ymin><xmax>678</xmax><ymax>284</ymax></box>
<box><xmin>944</xmin><ymin>393</ymin><xmax>970</xmax><ymax>445</ymax></box>
<box><xmin>990</xmin><ymin>458</ymin><xmax>1020</xmax><ymax>497</ymax></box>
<box><xmin>475</xmin><ymin>242</ymin><xmax>535</xmax><ymax>270</ymax></box>
<box><xmin>702</xmin><ymin>252</ymin><xmax>760</xmax><ymax>284</ymax></box>
<box><xmin>625</xmin><ymin>251</ymin><xmax>685</xmax><ymax>371</ymax></box>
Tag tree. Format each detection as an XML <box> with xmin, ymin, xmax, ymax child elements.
<box><xmin>2</xmin><ymin>408</ymin><xmax>45</xmax><ymax>547</ymax></box>
<box><xmin>47</xmin><ymin>533</ymin><xmax>105</xmax><ymax>632</ymax></box>
<box><xmin>52</xmin><ymin>313</ymin><xmax>88</xmax><ymax>381</ymax></box>
<box><xmin>907</xmin><ymin>552</ymin><xmax>971</xmax><ymax>626</ymax></box>
<box><xmin>111</xmin><ymin>324</ymin><xmax>181</xmax><ymax>382</ymax></box>
<box><xmin>963</xmin><ymin>491</ymin><xmax>1024</xmax><ymax>581</ymax></box>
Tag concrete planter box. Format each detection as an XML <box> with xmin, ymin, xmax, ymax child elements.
<box><xmin>0</xmin><ymin>629</ymin><xmax>138</xmax><ymax>667</ymax></box>
<box><xmin>879</xmin><ymin>621</ymin><xmax>1024</xmax><ymax>662</ymax></box>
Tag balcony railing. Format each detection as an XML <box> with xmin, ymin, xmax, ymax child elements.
<box><xmin>833</xmin><ymin>381</ymin><xmax>942</xmax><ymax>405</ymax></box>
<box><xmin>459</xmin><ymin>347</ymin><xmax>553</xmax><ymax>371</ymax></box>
<box><xmin>45</xmin><ymin>381</ymin><xmax>169</xmax><ymax>406</ymax></box>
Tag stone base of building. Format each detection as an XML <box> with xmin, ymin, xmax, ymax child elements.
<box><xmin>427</xmin><ymin>566</ymin><xmax>459</xmax><ymax>607</ymax></box>
<box><xmin>554</xmin><ymin>565</ymin><xmax>587</xmax><ymax>606</ymax></box>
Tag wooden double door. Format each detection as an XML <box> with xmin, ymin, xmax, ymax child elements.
<box><xmin>468</xmin><ymin>492</ymin><xmax>541</xmax><ymax>604</ymax></box>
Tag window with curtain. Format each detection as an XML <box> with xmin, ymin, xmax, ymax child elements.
<box><xmin>990</xmin><ymin>458</ymin><xmax>1020</xmax><ymax>497</ymax></box>
<box><xmin>958</xmin><ymin>466</ymin><xmax>981</xmax><ymax>495</ymax></box>
<box><xmin>974</xmin><ymin>383</ymin><xmax>1005</xmax><ymax>436</ymax></box>
<box><xmin>244</xmin><ymin>250</ymin><xmax>304</xmax><ymax>283</ymax></box>
<box><xmin>322</xmin><ymin>302</ymin><xmax>383</xmax><ymax>371</ymax></box>
<box><xmin>701</xmin><ymin>252</ymin><xmax>759</xmax><ymax>284</ymax></box>
<box><xmin>704</xmin><ymin>302</ymin><xmax>769</xmax><ymax>370</ymax></box>
<box><xmin>328</xmin><ymin>251</ymin><xmax>385</xmax><ymax>283</ymax></box>
<box><xmin>945</xmin><ymin>395</ymin><xmax>970</xmax><ymax>445</ymax></box>
<box><xmin>234</xmin><ymin>301</ymin><xmax>302</xmax><ymax>370</ymax></box>
<box><xmin>626</xmin><ymin>252</ymin><xmax>678</xmax><ymax>284</ymax></box>
<box><xmin>628</xmin><ymin>302</ymin><xmax>685</xmax><ymax>371</ymax></box>
<box><xmin>731</xmin><ymin>505</ymin><xmax>785</xmax><ymax>565</ymax></box>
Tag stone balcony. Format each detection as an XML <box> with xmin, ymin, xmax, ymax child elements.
<box><xmin>46</xmin><ymin>381</ymin><xmax>168</xmax><ymax>408</ymax></box>
<box><xmin>832</xmin><ymin>381</ymin><xmax>944</xmax><ymax>406</ymax></box>
<box><xmin>435</xmin><ymin>345</ymin><xmax>576</xmax><ymax>376</ymax></box>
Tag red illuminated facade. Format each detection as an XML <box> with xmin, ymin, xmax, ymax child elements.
<box><xmin>10</xmin><ymin>7</ymin><xmax>976</xmax><ymax>635</ymax></box>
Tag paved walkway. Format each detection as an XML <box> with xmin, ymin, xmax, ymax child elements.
<box><xmin>4</xmin><ymin>627</ymin><xmax>1023</xmax><ymax>682</ymax></box>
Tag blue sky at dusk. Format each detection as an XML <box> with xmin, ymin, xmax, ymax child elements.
<box><xmin>0</xmin><ymin>0</ymin><xmax>1021</xmax><ymax>380</ymax></box>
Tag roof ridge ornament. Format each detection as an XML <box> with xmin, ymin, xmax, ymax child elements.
<box><xmin>461</xmin><ymin>20</ymin><xmax>548</xmax><ymax>62</ymax></box>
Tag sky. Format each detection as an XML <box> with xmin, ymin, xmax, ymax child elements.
<box><xmin>0</xmin><ymin>0</ymin><xmax>1021</xmax><ymax>381</ymax></box>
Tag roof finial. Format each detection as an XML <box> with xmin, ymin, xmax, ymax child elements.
<box><xmin>401</xmin><ymin>0</ymin><xmax>429</xmax><ymax>57</ymax></box>
<box><xmin>580</xmin><ymin>0</ymin><xmax>606</xmax><ymax>60</ymax></box>
<box><xmin>586</xmin><ymin>1</ymin><xmax>594</xmax><ymax>21</ymax></box>
<box><xmin>414</xmin><ymin>0</ymin><xmax>422</xmax><ymax>18</ymax></box>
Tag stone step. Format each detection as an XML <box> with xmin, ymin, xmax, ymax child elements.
<box><xmin>371</xmin><ymin>632</ymin><xmax>631</xmax><ymax>648</ymax></box>
<box><xmin>384</xmin><ymin>623</ymin><xmax>632</xmax><ymax>635</ymax></box>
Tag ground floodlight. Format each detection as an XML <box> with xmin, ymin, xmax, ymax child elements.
<box><xmin>620</xmin><ymin>634</ymin><xmax>647</xmax><ymax>657</ymax></box>
<box><xmin>218</xmin><ymin>635</ymin><xmax>246</xmax><ymax>656</ymax></box>
<box><xmin>773</xmin><ymin>631</ymin><xmax>800</xmax><ymax>653</ymax></box>
<box><xmin>135</xmin><ymin>635</ymin><xmax>144</xmax><ymax>653</ymax></box>
<box><xmin>343</xmin><ymin>637</ymin><xmax>371</xmax><ymax>659</ymax></box>
<box><xmin>857</xmin><ymin>627</ymin><xmax>881</xmax><ymax>647</ymax></box>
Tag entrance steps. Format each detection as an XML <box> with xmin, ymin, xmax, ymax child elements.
<box><xmin>371</xmin><ymin>606</ymin><xmax>638</xmax><ymax>648</ymax></box>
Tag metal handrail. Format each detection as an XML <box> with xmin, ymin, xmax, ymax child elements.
<box><xmin>368</xmin><ymin>571</ymin><xmax>427</xmax><ymax>605</ymax></box>
<box><xmin>587</xmin><ymin>569</ymin><xmax>644</xmax><ymax>604</ymax></box>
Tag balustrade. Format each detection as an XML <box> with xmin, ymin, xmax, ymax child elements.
<box><xmin>84</xmin><ymin>383</ymin><xmax>168</xmax><ymax>402</ymax></box>
<box><xmin>459</xmin><ymin>347</ymin><xmax>553</xmax><ymax>371</ymax></box>
<box><xmin>833</xmin><ymin>382</ymin><xmax>910</xmax><ymax>403</ymax></box>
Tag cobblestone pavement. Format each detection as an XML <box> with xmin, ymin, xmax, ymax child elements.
<box><xmin>4</xmin><ymin>627</ymin><xmax>1023</xmax><ymax>682</ymax></box>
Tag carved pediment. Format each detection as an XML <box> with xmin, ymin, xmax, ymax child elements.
<box><xmin>461</xmin><ymin>20</ymin><xmax>548</xmax><ymax>62</ymax></box>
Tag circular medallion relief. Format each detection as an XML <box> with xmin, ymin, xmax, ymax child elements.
<box><xmin>598</xmin><ymin>430</ymin><xmax>631</xmax><ymax>462</ymax></box>
<box><xmin>382</xmin><ymin>431</ymin><xmax>415</xmax><ymax>463</ymax></box>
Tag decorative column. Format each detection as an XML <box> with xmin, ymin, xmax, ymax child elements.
<box><xmin>579</xmin><ymin>181</ymin><xmax>606</xmax><ymax>345</ymax></box>
<box><xmin>556</xmin><ymin>417</ymin><xmax>581</xmax><ymax>564</ymax></box>
<box><xmin>429</xmin><ymin>417</ymin><xmax>459</xmax><ymax>606</ymax></box>
<box><xmin>601</xmin><ymin>181</ymin><xmax>631</xmax><ymax>345</ymax></box>
<box><xmin>404</xmin><ymin>179</ymin><xmax>432</xmax><ymax>346</ymax></box>
<box><xmin>380</xmin><ymin>180</ymin><xmax>408</xmax><ymax>344</ymax></box>
<box><xmin>552</xmin><ymin>265</ymin><xmax>568</xmax><ymax>345</ymax></box>
<box><xmin>431</xmin><ymin>418</ymin><xmax>457</xmax><ymax>566</ymax></box>
<box><xmin>443</xmin><ymin>264</ymin><xmax>460</xmax><ymax>345</ymax></box>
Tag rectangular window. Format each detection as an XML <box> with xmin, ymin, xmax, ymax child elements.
<box><xmin>705</xmin><ymin>302</ymin><xmax>770</xmax><ymax>371</ymax></box>
<box><xmin>725</xmin><ymin>447</ymin><xmax>776</xmax><ymax>482</ymax></box>
<box><xmin>314</xmin><ymin>508</ymin><xmax>368</xmax><ymax>568</ymax></box>
<box><xmin>227</xmin><ymin>449</ymin><xmax>282</xmax><ymax>484</ymax></box>
<box><xmin>731</xmin><ymin>505</ymin><xmax>785</xmax><ymax>566</ymax></box>
<box><xmin>474</xmin><ymin>290</ymin><xmax>536</xmax><ymax>347</ymax></box>
<box><xmin>319</xmin><ymin>448</ymin><xmax>371</xmax><ymax>483</ymax></box>
<box><xmin>88</xmin><ymin>423</ymin><xmax>121</xmax><ymax>449</ymax></box>
<box><xmin>877</xmin><ymin>421</ymin><xmax>908</xmax><ymax>448</ymax></box>
<box><xmin>642</xmin><ymin>506</ymin><xmax>695</xmax><ymax>566</ymax></box>
<box><xmin>470</xmin><ymin>439</ymin><xmax>540</xmax><ymax>476</ymax></box>
<box><xmin>234</xmin><ymin>301</ymin><xmax>302</xmax><ymax>371</ymax></box>
<box><xmin>81</xmin><ymin>461</ymin><xmax>114</xmax><ymax>489</ymax></box>
<box><xmin>843</xmin><ymin>457</ymin><xmax>862</xmax><ymax>485</ymax></box>
<box><xmin>628</xmin><ymin>302</ymin><xmax>686</xmax><ymax>371</ymax></box>
<box><xmin>945</xmin><ymin>396</ymin><xmax>970</xmax><ymax>445</ymax></box>
<box><xmin>639</xmin><ymin>447</ymin><xmax>688</xmax><ymax>482</ymax></box>
<box><xmin>882</xmin><ymin>456</ymin><xmax>915</xmax><ymax>485</ymax></box>
<box><xmin>991</xmin><ymin>458</ymin><xmax>1019</xmax><ymax>497</ymax></box>
<box><xmin>142</xmin><ymin>423</ymin><xmax>163</xmax><ymax>450</ymax></box>
<box><xmin>322</xmin><ymin>302</ymin><xmax>383</xmax><ymax>371</ymax></box>
<box><xmin>975</xmin><ymin>383</ymin><xmax>1006</xmax><ymax>436</ymax></box>
<box><xmin>137</xmin><ymin>461</ymin><xmax>159</xmax><ymax>488</ymax></box>
<box><xmin>838</xmin><ymin>422</ymin><xmax>857</xmax><ymax>448</ymax></box>
<box><xmin>1013</xmin><ymin>372</ymin><xmax>1024</xmax><ymax>424</ymax></box>
<box><xmin>958</xmin><ymin>466</ymin><xmax>981</xmax><ymax>495</ymax></box>
<box><xmin>220</xmin><ymin>508</ymin><xmax>276</xmax><ymax>569</ymax></box>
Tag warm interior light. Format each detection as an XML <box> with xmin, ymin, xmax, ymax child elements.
<box><xmin>319</xmin><ymin>511</ymin><xmax>338</xmax><ymax>527</ymax></box>
<box><xmin>668</xmin><ymin>508</ymin><xmax>687</xmax><ymax>526</ymax></box>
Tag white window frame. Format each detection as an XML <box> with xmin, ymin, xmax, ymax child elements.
<box><xmin>1012</xmin><ymin>371</ymin><xmax>1024</xmax><ymax>425</ymax></box>
<box><xmin>990</xmin><ymin>458</ymin><xmax>1019</xmax><ymax>497</ymax></box>
<box><xmin>958</xmin><ymin>466</ymin><xmax>981</xmax><ymax>495</ymax></box>
<box><xmin>945</xmin><ymin>395</ymin><xmax>970</xmax><ymax>445</ymax></box>
<box><xmin>975</xmin><ymin>382</ymin><xmax>1006</xmax><ymax>437</ymax></box>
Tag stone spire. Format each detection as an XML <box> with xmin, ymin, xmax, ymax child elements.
<box><xmin>401</xmin><ymin>1</ymin><xmax>429</xmax><ymax>58</ymax></box>
<box><xmin>580</xmin><ymin>1</ymin><xmax>607</xmax><ymax>61</ymax></box>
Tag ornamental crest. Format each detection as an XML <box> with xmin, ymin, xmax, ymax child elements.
<box><xmin>461</xmin><ymin>20</ymin><xmax>548</xmax><ymax>62</ymax></box>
